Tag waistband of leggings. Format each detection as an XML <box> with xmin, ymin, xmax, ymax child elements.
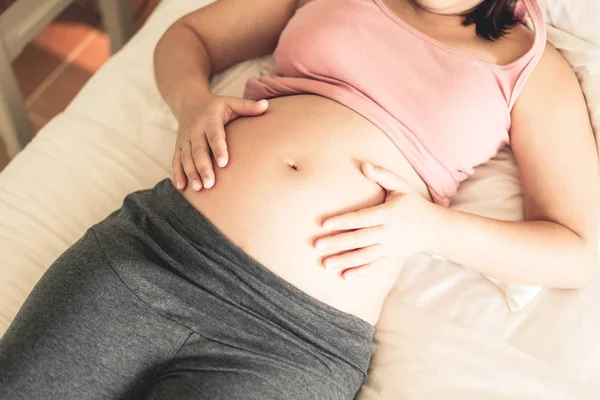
<box><xmin>148</xmin><ymin>178</ymin><xmax>376</xmax><ymax>370</ymax></box>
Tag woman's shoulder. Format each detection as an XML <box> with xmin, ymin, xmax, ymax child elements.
<box><xmin>512</xmin><ymin>39</ymin><xmax>578</xmax><ymax>112</ymax></box>
<box><xmin>534</xmin><ymin>40</ymin><xmax>574</xmax><ymax>83</ymax></box>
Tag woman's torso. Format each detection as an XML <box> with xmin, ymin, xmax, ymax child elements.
<box><xmin>182</xmin><ymin>94</ymin><xmax>431</xmax><ymax>326</ymax></box>
<box><xmin>244</xmin><ymin>0</ymin><xmax>542</xmax><ymax>206</ymax></box>
<box><xmin>181</xmin><ymin>0</ymin><xmax>541</xmax><ymax>326</ymax></box>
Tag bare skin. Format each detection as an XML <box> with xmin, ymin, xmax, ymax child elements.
<box><xmin>180</xmin><ymin>94</ymin><xmax>429</xmax><ymax>325</ymax></box>
<box><xmin>154</xmin><ymin>0</ymin><xmax>599</xmax><ymax>326</ymax></box>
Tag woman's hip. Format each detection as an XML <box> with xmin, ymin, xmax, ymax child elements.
<box><xmin>90</xmin><ymin>179</ymin><xmax>377</xmax><ymax>377</ymax></box>
<box><xmin>0</xmin><ymin>221</ymin><xmax>373</xmax><ymax>399</ymax></box>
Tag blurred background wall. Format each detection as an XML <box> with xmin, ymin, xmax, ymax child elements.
<box><xmin>0</xmin><ymin>0</ymin><xmax>161</xmax><ymax>171</ymax></box>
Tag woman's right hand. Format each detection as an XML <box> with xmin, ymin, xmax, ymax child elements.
<box><xmin>173</xmin><ymin>94</ymin><xmax>269</xmax><ymax>191</ymax></box>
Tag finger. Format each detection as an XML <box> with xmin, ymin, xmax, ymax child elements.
<box><xmin>322</xmin><ymin>244</ymin><xmax>386</xmax><ymax>271</ymax></box>
<box><xmin>205</xmin><ymin>121</ymin><xmax>229</xmax><ymax>168</ymax></box>
<box><xmin>322</xmin><ymin>204</ymin><xmax>390</xmax><ymax>231</ymax></box>
<box><xmin>191</xmin><ymin>135</ymin><xmax>216</xmax><ymax>189</ymax></box>
<box><xmin>315</xmin><ymin>226</ymin><xmax>386</xmax><ymax>255</ymax></box>
<box><xmin>181</xmin><ymin>141</ymin><xmax>203</xmax><ymax>191</ymax></box>
<box><xmin>172</xmin><ymin>147</ymin><xmax>187</xmax><ymax>190</ymax></box>
<box><xmin>342</xmin><ymin>257</ymin><xmax>391</xmax><ymax>281</ymax></box>
<box><xmin>362</xmin><ymin>162</ymin><xmax>412</xmax><ymax>193</ymax></box>
<box><xmin>227</xmin><ymin>98</ymin><xmax>268</xmax><ymax>119</ymax></box>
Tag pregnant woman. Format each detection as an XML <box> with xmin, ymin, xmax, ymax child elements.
<box><xmin>1</xmin><ymin>0</ymin><xmax>598</xmax><ymax>399</ymax></box>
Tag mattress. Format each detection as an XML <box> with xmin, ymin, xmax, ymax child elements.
<box><xmin>1</xmin><ymin>0</ymin><xmax>599</xmax><ymax>398</ymax></box>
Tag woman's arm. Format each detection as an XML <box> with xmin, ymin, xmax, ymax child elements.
<box><xmin>153</xmin><ymin>0</ymin><xmax>299</xmax><ymax>120</ymax></box>
<box><xmin>315</xmin><ymin>43</ymin><xmax>599</xmax><ymax>287</ymax></box>
<box><xmin>153</xmin><ymin>0</ymin><xmax>300</xmax><ymax>190</ymax></box>
<box><xmin>424</xmin><ymin>43</ymin><xmax>600</xmax><ymax>288</ymax></box>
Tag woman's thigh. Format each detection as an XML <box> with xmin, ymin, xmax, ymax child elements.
<box><xmin>0</xmin><ymin>229</ymin><xmax>191</xmax><ymax>400</ymax></box>
<box><xmin>1</xmin><ymin>180</ymin><xmax>376</xmax><ymax>399</ymax></box>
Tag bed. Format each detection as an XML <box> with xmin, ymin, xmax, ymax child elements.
<box><xmin>1</xmin><ymin>0</ymin><xmax>599</xmax><ymax>398</ymax></box>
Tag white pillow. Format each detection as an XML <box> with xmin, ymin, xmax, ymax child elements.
<box><xmin>540</xmin><ymin>0</ymin><xmax>600</xmax><ymax>48</ymax></box>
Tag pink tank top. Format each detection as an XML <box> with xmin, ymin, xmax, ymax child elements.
<box><xmin>243</xmin><ymin>0</ymin><xmax>547</xmax><ymax>207</ymax></box>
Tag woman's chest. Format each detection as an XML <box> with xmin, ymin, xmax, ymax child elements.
<box><xmin>275</xmin><ymin>0</ymin><xmax>514</xmax><ymax>163</ymax></box>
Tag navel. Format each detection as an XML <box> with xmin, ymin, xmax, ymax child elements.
<box><xmin>285</xmin><ymin>160</ymin><xmax>299</xmax><ymax>171</ymax></box>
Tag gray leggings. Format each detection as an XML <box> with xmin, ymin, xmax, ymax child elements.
<box><xmin>0</xmin><ymin>179</ymin><xmax>376</xmax><ymax>399</ymax></box>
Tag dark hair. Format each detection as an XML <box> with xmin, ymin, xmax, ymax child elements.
<box><xmin>462</xmin><ymin>0</ymin><xmax>519</xmax><ymax>41</ymax></box>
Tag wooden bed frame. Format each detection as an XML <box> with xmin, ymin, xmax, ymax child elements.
<box><xmin>0</xmin><ymin>0</ymin><xmax>133</xmax><ymax>159</ymax></box>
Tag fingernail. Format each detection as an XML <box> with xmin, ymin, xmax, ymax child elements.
<box><xmin>203</xmin><ymin>177</ymin><xmax>213</xmax><ymax>189</ymax></box>
<box><xmin>315</xmin><ymin>241</ymin><xmax>328</xmax><ymax>251</ymax></box>
<box><xmin>176</xmin><ymin>181</ymin><xmax>182</xmax><ymax>190</ymax></box>
<box><xmin>217</xmin><ymin>156</ymin><xmax>227</xmax><ymax>167</ymax></box>
<box><xmin>323</xmin><ymin>220</ymin><xmax>335</xmax><ymax>230</ymax></box>
<box><xmin>364</xmin><ymin>162</ymin><xmax>374</xmax><ymax>171</ymax></box>
<box><xmin>192</xmin><ymin>180</ymin><xmax>201</xmax><ymax>191</ymax></box>
<box><xmin>257</xmin><ymin>99</ymin><xmax>268</xmax><ymax>107</ymax></box>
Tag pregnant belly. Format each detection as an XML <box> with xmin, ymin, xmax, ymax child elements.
<box><xmin>181</xmin><ymin>94</ymin><xmax>431</xmax><ymax>325</ymax></box>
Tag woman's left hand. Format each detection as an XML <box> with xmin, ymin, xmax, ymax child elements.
<box><xmin>314</xmin><ymin>161</ymin><xmax>435</xmax><ymax>280</ymax></box>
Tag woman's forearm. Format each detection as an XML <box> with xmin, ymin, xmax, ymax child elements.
<box><xmin>154</xmin><ymin>21</ymin><xmax>214</xmax><ymax>120</ymax></box>
<box><xmin>425</xmin><ymin>204</ymin><xmax>598</xmax><ymax>289</ymax></box>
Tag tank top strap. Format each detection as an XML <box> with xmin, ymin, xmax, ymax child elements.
<box><xmin>507</xmin><ymin>0</ymin><xmax>548</xmax><ymax>111</ymax></box>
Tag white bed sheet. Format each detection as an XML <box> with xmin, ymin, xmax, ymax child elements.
<box><xmin>1</xmin><ymin>0</ymin><xmax>599</xmax><ymax>398</ymax></box>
